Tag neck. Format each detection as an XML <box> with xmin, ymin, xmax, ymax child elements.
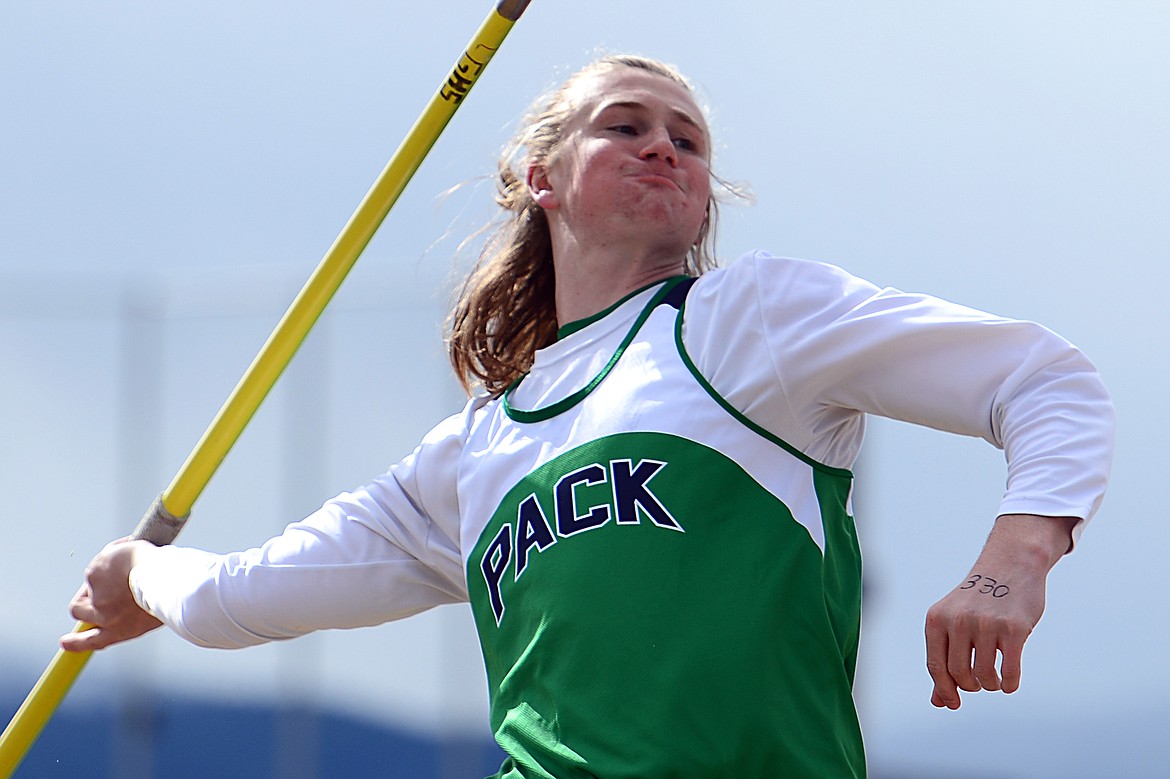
<box><xmin>552</xmin><ymin>245</ymin><xmax>686</xmax><ymax>326</ymax></box>
<box><xmin>548</xmin><ymin>217</ymin><xmax>690</xmax><ymax>325</ymax></box>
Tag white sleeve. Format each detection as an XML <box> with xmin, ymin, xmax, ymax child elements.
<box><xmin>129</xmin><ymin>400</ymin><xmax>481</xmax><ymax>649</ymax></box>
<box><xmin>685</xmin><ymin>251</ymin><xmax>1114</xmax><ymax>530</ymax></box>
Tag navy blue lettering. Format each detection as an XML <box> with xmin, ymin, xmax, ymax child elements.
<box><xmin>555</xmin><ymin>464</ymin><xmax>611</xmax><ymax>536</ymax></box>
<box><xmin>514</xmin><ymin>494</ymin><xmax>557</xmax><ymax>580</ymax></box>
<box><xmin>480</xmin><ymin>524</ymin><xmax>513</xmax><ymax>625</ymax></box>
<box><xmin>611</xmin><ymin>459</ymin><xmax>682</xmax><ymax>531</ymax></box>
<box><xmin>484</xmin><ymin>457</ymin><xmax>683</xmax><ymax>629</ymax></box>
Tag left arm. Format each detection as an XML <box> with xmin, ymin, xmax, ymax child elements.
<box><xmin>744</xmin><ymin>258</ymin><xmax>1114</xmax><ymax>708</ymax></box>
<box><xmin>687</xmin><ymin>253</ymin><xmax>1115</xmax><ymax>706</ymax></box>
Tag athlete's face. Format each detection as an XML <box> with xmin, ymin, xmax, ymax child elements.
<box><xmin>528</xmin><ymin>68</ymin><xmax>712</xmax><ymax>256</ymax></box>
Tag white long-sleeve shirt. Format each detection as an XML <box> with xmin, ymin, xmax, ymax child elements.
<box><xmin>130</xmin><ymin>251</ymin><xmax>1114</xmax><ymax>649</ymax></box>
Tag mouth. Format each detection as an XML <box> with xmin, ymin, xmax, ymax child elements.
<box><xmin>630</xmin><ymin>172</ymin><xmax>684</xmax><ymax>191</ymax></box>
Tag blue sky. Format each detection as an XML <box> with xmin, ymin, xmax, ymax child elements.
<box><xmin>2</xmin><ymin>2</ymin><xmax>1167</xmax><ymax>776</ymax></box>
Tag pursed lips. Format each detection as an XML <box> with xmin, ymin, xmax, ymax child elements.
<box><xmin>627</xmin><ymin>167</ymin><xmax>685</xmax><ymax>192</ymax></box>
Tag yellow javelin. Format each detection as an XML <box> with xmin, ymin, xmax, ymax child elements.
<box><xmin>0</xmin><ymin>1</ymin><xmax>531</xmax><ymax>774</ymax></box>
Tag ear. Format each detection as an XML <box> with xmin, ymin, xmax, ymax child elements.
<box><xmin>526</xmin><ymin>163</ymin><xmax>559</xmax><ymax>210</ymax></box>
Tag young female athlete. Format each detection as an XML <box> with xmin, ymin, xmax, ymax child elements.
<box><xmin>62</xmin><ymin>55</ymin><xmax>1114</xmax><ymax>778</ymax></box>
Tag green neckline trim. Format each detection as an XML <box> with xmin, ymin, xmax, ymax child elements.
<box><xmin>504</xmin><ymin>276</ymin><xmax>689</xmax><ymax>423</ymax></box>
<box><xmin>671</xmin><ymin>294</ymin><xmax>854</xmax><ymax>479</ymax></box>
<box><xmin>555</xmin><ymin>278</ymin><xmax>680</xmax><ymax>341</ymax></box>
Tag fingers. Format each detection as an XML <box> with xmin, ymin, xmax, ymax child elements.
<box><xmin>60</xmin><ymin>584</ymin><xmax>113</xmax><ymax>652</ymax></box>
<box><xmin>67</xmin><ymin>583</ymin><xmax>92</xmax><ymax>620</ymax></box>
<box><xmin>59</xmin><ymin>607</ymin><xmax>163</xmax><ymax>653</ymax></box>
<box><xmin>60</xmin><ymin>624</ymin><xmax>105</xmax><ymax>653</ymax></box>
<box><xmin>925</xmin><ymin>603</ymin><xmax>1026</xmax><ymax>710</ymax></box>
<box><xmin>924</xmin><ymin>612</ymin><xmax>961</xmax><ymax>710</ymax></box>
<box><xmin>947</xmin><ymin>631</ymin><xmax>979</xmax><ymax>693</ymax></box>
<box><xmin>999</xmin><ymin>634</ymin><xmax>1026</xmax><ymax>694</ymax></box>
<box><xmin>971</xmin><ymin>634</ymin><xmax>1002</xmax><ymax>692</ymax></box>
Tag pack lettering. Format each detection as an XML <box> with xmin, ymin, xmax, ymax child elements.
<box><xmin>481</xmin><ymin>458</ymin><xmax>681</xmax><ymax>625</ymax></box>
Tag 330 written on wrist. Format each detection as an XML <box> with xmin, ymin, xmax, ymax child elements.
<box><xmin>960</xmin><ymin>574</ymin><xmax>1010</xmax><ymax>598</ymax></box>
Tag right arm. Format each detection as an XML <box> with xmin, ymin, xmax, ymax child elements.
<box><xmin>61</xmin><ymin>401</ymin><xmax>481</xmax><ymax>652</ymax></box>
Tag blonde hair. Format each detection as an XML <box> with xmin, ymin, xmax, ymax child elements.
<box><xmin>447</xmin><ymin>55</ymin><xmax>724</xmax><ymax>396</ymax></box>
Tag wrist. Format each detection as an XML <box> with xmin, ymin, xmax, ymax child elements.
<box><xmin>987</xmin><ymin>514</ymin><xmax>1078</xmax><ymax>573</ymax></box>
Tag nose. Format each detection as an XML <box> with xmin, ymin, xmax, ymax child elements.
<box><xmin>639</xmin><ymin>126</ymin><xmax>677</xmax><ymax>166</ymax></box>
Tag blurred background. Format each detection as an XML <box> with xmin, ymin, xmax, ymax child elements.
<box><xmin>2</xmin><ymin>1</ymin><xmax>1166</xmax><ymax>776</ymax></box>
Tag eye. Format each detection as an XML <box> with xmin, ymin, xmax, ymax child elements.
<box><xmin>672</xmin><ymin>136</ymin><xmax>696</xmax><ymax>152</ymax></box>
<box><xmin>609</xmin><ymin>124</ymin><xmax>638</xmax><ymax>136</ymax></box>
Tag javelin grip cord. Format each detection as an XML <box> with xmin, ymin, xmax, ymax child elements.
<box><xmin>130</xmin><ymin>495</ymin><xmax>190</xmax><ymax>546</ymax></box>
<box><xmin>0</xmin><ymin>2</ymin><xmax>530</xmax><ymax>775</ymax></box>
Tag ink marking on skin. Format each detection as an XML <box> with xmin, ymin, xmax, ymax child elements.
<box><xmin>960</xmin><ymin>574</ymin><xmax>1010</xmax><ymax>598</ymax></box>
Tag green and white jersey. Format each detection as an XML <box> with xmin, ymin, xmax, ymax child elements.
<box><xmin>132</xmin><ymin>252</ymin><xmax>1114</xmax><ymax>777</ymax></box>
<box><xmin>462</xmin><ymin>277</ymin><xmax>864</xmax><ymax>778</ymax></box>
